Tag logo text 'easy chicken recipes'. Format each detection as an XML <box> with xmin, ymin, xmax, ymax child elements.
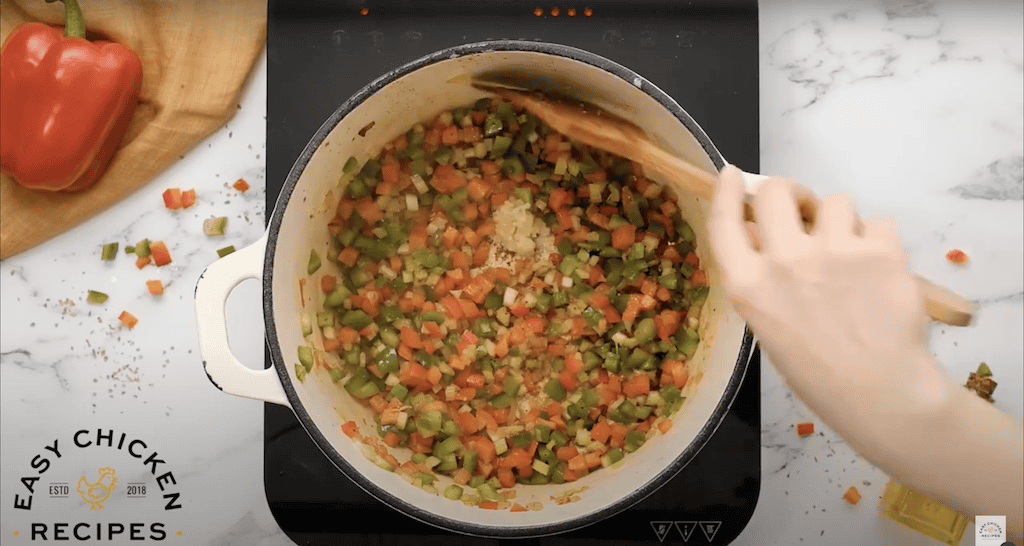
<box><xmin>9</xmin><ymin>428</ymin><xmax>185</xmax><ymax>541</ymax></box>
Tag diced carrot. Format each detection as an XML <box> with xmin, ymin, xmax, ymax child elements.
<box><xmin>397</xmin><ymin>344</ymin><xmax>413</xmax><ymax>361</ymax></box>
<box><xmin>424</xmin><ymin>127</ymin><xmax>441</xmax><ymax>147</ymax></box>
<box><xmin>496</xmin><ymin>467</ymin><xmax>516</xmax><ymax>488</ymax></box>
<box><xmin>683</xmin><ymin>251</ymin><xmax>700</xmax><ymax>267</ymax></box>
<box><xmin>459</xmin><ymin>298</ymin><xmax>480</xmax><ymax>320</ymax></box>
<box><xmin>473</xmin><ymin>243</ymin><xmax>490</xmax><ymax>267</ymax></box>
<box><xmin>661</xmin><ymin>359</ymin><xmax>688</xmax><ymax>389</ymax></box>
<box><xmin>796</xmin><ymin>422</ymin><xmax>815</xmax><ymax>436</ymax></box>
<box><xmin>441</xmin><ymin>125</ymin><xmax>460</xmax><ymax>145</ymax></box>
<box><xmin>467</xmin><ymin>176</ymin><xmax>490</xmax><ymax>202</ymax></box>
<box><xmin>451</xmin><ymin>250</ymin><xmax>470</xmax><ymax>270</ymax></box>
<box><xmin>181</xmin><ymin>189</ymin><xmax>196</xmax><ymax>208</ymax></box>
<box><xmin>463</xmin><ymin>125</ymin><xmax>483</xmax><ymax>143</ymax></box>
<box><xmin>474</xmin><ymin>436</ymin><xmax>497</xmax><ymax>464</ymax></box>
<box><xmin>400</xmin><ymin>361</ymin><xmax>429</xmax><ymax>387</ymax></box>
<box><xmin>341</xmin><ymin>420</ymin><xmax>359</xmax><ymax>438</ymax></box>
<box><xmin>456</xmin><ymin>330</ymin><xmax>479</xmax><ymax>354</ymax></box>
<box><xmin>565</xmin><ymin>353</ymin><xmax>584</xmax><ymax>374</ymax></box>
<box><xmin>591</xmin><ymin>421</ymin><xmax>611</xmax><ymax>444</ymax></box>
<box><xmin>146</xmin><ymin>280</ymin><xmax>163</xmax><ymax>295</ymax></box>
<box><xmin>337</xmin><ymin>327</ymin><xmax>359</xmax><ymax>346</ymax></box>
<box><xmin>335</xmin><ymin>198</ymin><xmax>356</xmax><ymax>221</ymax></box>
<box><xmin>410</xmin><ymin>432</ymin><xmax>434</xmax><ymax>453</ymax></box>
<box><xmin>441</xmin><ymin>295</ymin><xmax>464</xmax><ymax>320</ymax></box>
<box><xmin>622</xmin><ymin>374</ymin><xmax>651</xmax><ymax>398</ymax></box>
<box><xmin>355</xmin><ymin>198</ymin><xmax>383</xmax><ymax>225</ymax></box>
<box><xmin>135</xmin><ymin>256</ymin><xmax>151</xmax><ymax>269</ymax></box>
<box><xmin>663</xmin><ymin>246</ymin><xmax>683</xmax><ymax>264</ymax></box>
<box><xmin>654</xmin><ymin>310</ymin><xmax>682</xmax><ymax>341</ymax></box>
<box><xmin>400</xmin><ymin>326</ymin><xmax>423</xmax><ymax>349</ymax></box>
<box><xmin>383</xmin><ymin>431</ymin><xmax>401</xmax><ymax>447</ymax></box>
<box><xmin>690</xmin><ymin>269</ymin><xmax>708</xmax><ymax>287</ymax></box>
<box><xmin>558</xmin><ymin>369</ymin><xmax>577</xmax><ymax>391</ymax></box>
<box><xmin>549</xmin><ymin>187</ymin><xmax>571</xmax><ymax>211</ymax></box>
<box><xmin>162</xmin><ymin>188</ymin><xmax>182</xmax><ymax>209</ymax></box>
<box><xmin>233</xmin><ymin>178</ymin><xmax>250</xmax><ymax>192</ymax></box>
<box><xmin>657</xmin><ymin>419</ymin><xmax>673</xmax><ymax>434</ymax></box>
<box><xmin>118</xmin><ymin>311</ymin><xmax>138</xmax><ymax>329</ymax></box>
<box><xmin>322</xmin><ymin>337</ymin><xmax>341</xmax><ymax>352</ymax></box>
<box><xmin>426</xmin><ymin>366</ymin><xmax>443</xmax><ymax>386</ymax></box>
<box><xmin>320</xmin><ymin>275</ymin><xmax>337</xmax><ymax>293</ymax></box>
<box><xmin>567</xmin><ymin>454</ymin><xmax>587</xmax><ymax>472</ymax></box>
<box><xmin>149</xmin><ymin>241</ymin><xmax>172</xmax><ymax>266</ymax></box>
<box><xmin>843</xmin><ymin>486</ymin><xmax>861</xmax><ymax>505</ymax></box>
<box><xmin>556</xmin><ymin>446</ymin><xmax>579</xmax><ymax>461</ymax></box>
<box><xmin>478</xmin><ymin>501</ymin><xmax>500</xmax><ymax>510</ymax></box>
<box><xmin>337</xmin><ymin>247</ymin><xmax>360</xmax><ymax>267</ymax></box>
<box><xmin>611</xmin><ymin>224</ymin><xmax>636</xmax><ymax>251</ymax></box>
<box><xmin>584</xmin><ymin>452</ymin><xmax>602</xmax><ymax>469</ymax></box>
<box><xmin>510</xmin><ymin>503</ymin><xmax>528</xmax><ymax>512</ymax></box>
<box><xmin>408</xmin><ymin>223</ymin><xmax>428</xmax><ymax>251</ymax></box>
<box><xmin>452</xmin><ymin>468</ymin><xmax>472</xmax><ymax>486</ymax></box>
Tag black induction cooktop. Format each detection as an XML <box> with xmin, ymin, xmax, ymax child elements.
<box><xmin>265</xmin><ymin>2</ymin><xmax>760</xmax><ymax>544</ymax></box>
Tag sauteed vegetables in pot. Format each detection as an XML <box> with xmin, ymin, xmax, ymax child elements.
<box><xmin>299</xmin><ymin>96</ymin><xmax>709</xmax><ymax>500</ymax></box>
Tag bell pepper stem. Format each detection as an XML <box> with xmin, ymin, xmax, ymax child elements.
<box><xmin>45</xmin><ymin>0</ymin><xmax>87</xmax><ymax>39</ymax></box>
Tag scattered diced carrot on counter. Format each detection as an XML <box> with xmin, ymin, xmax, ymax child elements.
<box><xmin>149</xmin><ymin>241</ymin><xmax>172</xmax><ymax>266</ymax></box>
<box><xmin>146</xmin><ymin>280</ymin><xmax>164</xmax><ymax>295</ymax></box>
<box><xmin>233</xmin><ymin>178</ymin><xmax>250</xmax><ymax>192</ymax></box>
<box><xmin>797</xmin><ymin>422</ymin><xmax>815</xmax><ymax>436</ymax></box>
<box><xmin>135</xmin><ymin>256</ymin><xmax>151</xmax><ymax>269</ymax></box>
<box><xmin>945</xmin><ymin>249</ymin><xmax>968</xmax><ymax>264</ymax></box>
<box><xmin>843</xmin><ymin>486</ymin><xmax>861</xmax><ymax>505</ymax></box>
<box><xmin>181</xmin><ymin>189</ymin><xmax>196</xmax><ymax>208</ymax></box>
<box><xmin>162</xmin><ymin>188</ymin><xmax>182</xmax><ymax>209</ymax></box>
<box><xmin>118</xmin><ymin>311</ymin><xmax>138</xmax><ymax>329</ymax></box>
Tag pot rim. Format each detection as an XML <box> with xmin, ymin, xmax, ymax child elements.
<box><xmin>263</xmin><ymin>39</ymin><xmax>754</xmax><ymax>537</ymax></box>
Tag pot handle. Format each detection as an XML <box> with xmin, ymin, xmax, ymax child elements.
<box><xmin>195</xmin><ymin>235</ymin><xmax>289</xmax><ymax>407</ymax></box>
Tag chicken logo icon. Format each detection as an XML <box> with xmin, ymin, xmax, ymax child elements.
<box><xmin>77</xmin><ymin>467</ymin><xmax>118</xmax><ymax>510</ymax></box>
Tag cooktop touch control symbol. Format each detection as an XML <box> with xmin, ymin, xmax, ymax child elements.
<box><xmin>674</xmin><ymin>521</ymin><xmax>698</xmax><ymax>542</ymax></box>
<box><xmin>650</xmin><ymin>521</ymin><xmax>673</xmax><ymax>542</ymax></box>
<box><xmin>700</xmin><ymin>521</ymin><xmax>723</xmax><ymax>542</ymax></box>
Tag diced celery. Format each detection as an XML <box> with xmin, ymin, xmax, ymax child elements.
<box><xmin>101</xmin><ymin>242</ymin><xmax>118</xmax><ymax>261</ymax></box>
<box><xmin>297</xmin><ymin>346</ymin><xmax>314</xmax><ymax>372</ymax></box>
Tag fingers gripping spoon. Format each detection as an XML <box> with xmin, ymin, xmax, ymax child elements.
<box><xmin>473</xmin><ymin>83</ymin><xmax>974</xmax><ymax>327</ymax></box>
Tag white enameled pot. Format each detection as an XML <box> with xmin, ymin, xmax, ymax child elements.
<box><xmin>195</xmin><ymin>41</ymin><xmax>755</xmax><ymax>537</ymax></box>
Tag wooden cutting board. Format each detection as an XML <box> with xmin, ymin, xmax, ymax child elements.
<box><xmin>0</xmin><ymin>0</ymin><xmax>266</xmax><ymax>259</ymax></box>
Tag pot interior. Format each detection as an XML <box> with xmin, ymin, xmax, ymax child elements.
<box><xmin>265</xmin><ymin>43</ymin><xmax>750</xmax><ymax>535</ymax></box>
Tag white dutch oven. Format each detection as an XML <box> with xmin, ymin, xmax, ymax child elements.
<box><xmin>196</xmin><ymin>41</ymin><xmax>755</xmax><ymax>537</ymax></box>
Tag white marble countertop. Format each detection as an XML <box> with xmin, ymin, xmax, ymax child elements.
<box><xmin>1</xmin><ymin>1</ymin><xmax>1020</xmax><ymax>545</ymax></box>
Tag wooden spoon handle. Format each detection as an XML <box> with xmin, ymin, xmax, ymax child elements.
<box><xmin>653</xmin><ymin>153</ymin><xmax>975</xmax><ymax>326</ymax></box>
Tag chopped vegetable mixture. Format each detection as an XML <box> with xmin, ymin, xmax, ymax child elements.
<box><xmin>303</xmin><ymin>97</ymin><xmax>709</xmax><ymax>502</ymax></box>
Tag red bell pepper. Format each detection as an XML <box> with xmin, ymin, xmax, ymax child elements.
<box><xmin>0</xmin><ymin>0</ymin><xmax>143</xmax><ymax>192</ymax></box>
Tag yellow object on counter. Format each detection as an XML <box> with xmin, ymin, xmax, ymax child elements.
<box><xmin>879</xmin><ymin>480</ymin><xmax>969</xmax><ymax>545</ymax></box>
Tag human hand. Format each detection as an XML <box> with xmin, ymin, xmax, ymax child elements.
<box><xmin>709</xmin><ymin>166</ymin><xmax>962</xmax><ymax>462</ymax></box>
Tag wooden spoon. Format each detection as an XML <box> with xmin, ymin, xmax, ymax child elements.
<box><xmin>473</xmin><ymin>83</ymin><xmax>975</xmax><ymax>327</ymax></box>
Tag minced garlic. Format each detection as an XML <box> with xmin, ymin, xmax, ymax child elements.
<box><xmin>486</xmin><ymin>197</ymin><xmax>557</xmax><ymax>271</ymax></box>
